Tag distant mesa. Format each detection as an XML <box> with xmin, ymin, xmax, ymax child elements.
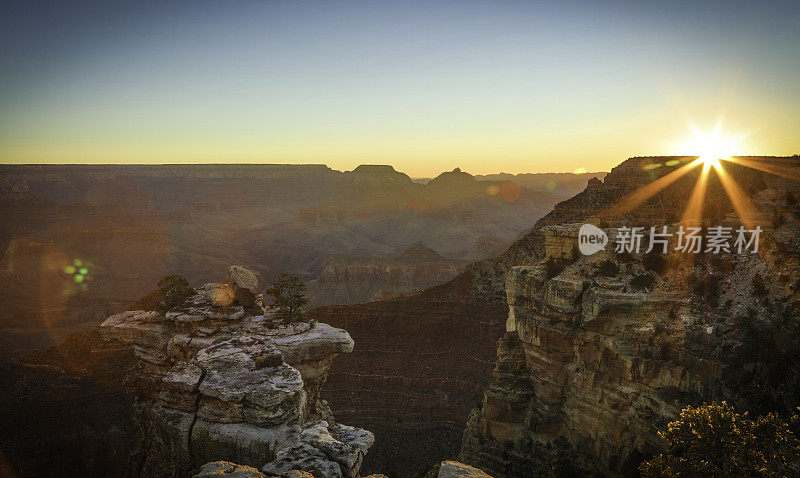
<box><xmin>350</xmin><ymin>164</ymin><xmax>397</xmax><ymax>174</ymax></box>
<box><xmin>347</xmin><ymin>164</ymin><xmax>413</xmax><ymax>185</ymax></box>
<box><xmin>427</xmin><ymin>167</ymin><xmax>477</xmax><ymax>187</ymax></box>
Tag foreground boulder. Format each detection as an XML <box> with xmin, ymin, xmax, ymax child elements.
<box><xmin>195</xmin><ymin>461</ymin><xmax>267</xmax><ymax>477</ymax></box>
<box><xmin>228</xmin><ymin>265</ymin><xmax>261</xmax><ymax>307</ymax></box>
<box><xmin>438</xmin><ymin>461</ymin><xmax>492</xmax><ymax>478</ymax></box>
<box><xmin>100</xmin><ymin>266</ymin><xmax>370</xmax><ymax>477</ymax></box>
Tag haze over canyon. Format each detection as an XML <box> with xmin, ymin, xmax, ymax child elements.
<box><xmin>2</xmin><ymin>156</ymin><xmax>799</xmax><ymax>477</ymax></box>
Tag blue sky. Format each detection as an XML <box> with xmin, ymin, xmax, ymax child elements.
<box><xmin>1</xmin><ymin>0</ymin><xmax>798</xmax><ymax>176</ymax></box>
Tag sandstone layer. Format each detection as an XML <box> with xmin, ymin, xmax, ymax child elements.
<box><xmin>307</xmin><ymin>156</ymin><xmax>800</xmax><ymax>476</ymax></box>
<box><xmin>459</xmin><ymin>156</ymin><xmax>800</xmax><ymax>476</ymax></box>
<box><xmin>1</xmin><ymin>266</ymin><xmax>374</xmax><ymax>478</ymax></box>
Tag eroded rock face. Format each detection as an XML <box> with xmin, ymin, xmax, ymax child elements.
<box><xmin>310</xmin><ymin>291</ymin><xmax>507</xmax><ymax>477</ymax></box>
<box><xmin>100</xmin><ymin>268</ymin><xmax>371</xmax><ymax>477</ymax></box>
<box><xmin>438</xmin><ymin>461</ymin><xmax>492</xmax><ymax>478</ymax></box>
<box><xmin>462</xmin><ymin>261</ymin><xmax>687</xmax><ymax>474</ymax></box>
<box><xmin>459</xmin><ymin>157</ymin><xmax>800</xmax><ymax>476</ymax></box>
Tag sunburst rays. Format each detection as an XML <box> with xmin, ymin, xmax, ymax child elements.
<box><xmin>600</xmin><ymin>116</ymin><xmax>796</xmax><ymax>231</ymax></box>
<box><xmin>604</xmin><ymin>158</ymin><xmax>705</xmax><ymax>218</ymax></box>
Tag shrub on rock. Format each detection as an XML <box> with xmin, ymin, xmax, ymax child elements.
<box><xmin>157</xmin><ymin>274</ymin><xmax>194</xmax><ymax>311</ymax></box>
<box><xmin>640</xmin><ymin>402</ymin><xmax>800</xmax><ymax>477</ymax></box>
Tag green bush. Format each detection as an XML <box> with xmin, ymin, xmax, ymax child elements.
<box><xmin>157</xmin><ymin>274</ymin><xmax>194</xmax><ymax>311</ymax></box>
<box><xmin>631</xmin><ymin>272</ymin><xmax>656</xmax><ymax>291</ymax></box>
<box><xmin>641</xmin><ymin>402</ymin><xmax>800</xmax><ymax>477</ymax></box>
<box><xmin>127</xmin><ymin>274</ymin><xmax>193</xmax><ymax>311</ymax></box>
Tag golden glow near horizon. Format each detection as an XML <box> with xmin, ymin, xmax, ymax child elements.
<box><xmin>1</xmin><ymin>3</ymin><xmax>799</xmax><ymax>177</ymax></box>
<box><xmin>0</xmin><ymin>112</ymin><xmax>791</xmax><ymax>177</ymax></box>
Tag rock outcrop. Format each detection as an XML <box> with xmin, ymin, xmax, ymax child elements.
<box><xmin>98</xmin><ymin>266</ymin><xmax>373</xmax><ymax>477</ymax></box>
<box><xmin>437</xmin><ymin>461</ymin><xmax>493</xmax><ymax>478</ymax></box>
<box><xmin>459</xmin><ymin>156</ymin><xmax>800</xmax><ymax>476</ymax></box>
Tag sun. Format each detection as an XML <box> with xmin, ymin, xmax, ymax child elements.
<box><xmin>674</xmin><ymin>122</ymin><xmax>746</xmax><ymax>165</ymax></box>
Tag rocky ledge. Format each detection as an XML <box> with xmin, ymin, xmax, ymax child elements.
<box><xmin>100</xmin><ymin>266</ymin><xmax>373</xmax><ymax>477</ymax></box>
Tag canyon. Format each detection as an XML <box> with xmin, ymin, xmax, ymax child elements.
<box><xmin>0</xmin><ymin>164</ymin><xmax>567</xmax><ymax>333</ymax></box>
<box><xmin>2</xmin><ymin>157</ymin><xmax>799</xmax><ymax>477</ymax></box>
<box><xmin>310</xmin><ymin>156</ymin><xmax>800</xmax><ymax>476</ymax></box>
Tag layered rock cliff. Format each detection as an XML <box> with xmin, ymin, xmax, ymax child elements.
<box><xmin>307</xmin><ymin>156</ymin><xmax>800</xmax><ymax>476</ymax></box>
<box><xmin>309</xmin><ymin>275</ymin><xmax>508</xmax><ymax>477</ymax></box>
<box><xmin>458</xmin><ymin>156</ymin><xmax>800</xmax><ymax>476</ymax></box>
<box><xmin>2</xmin><ymin>266</ymin><xmax>374</xmax><ymax>478</ymax></box>
<box><xmin>0</xmin><ymin>329</ymin><xmax>139</xmax><ymax>477</ymax></box>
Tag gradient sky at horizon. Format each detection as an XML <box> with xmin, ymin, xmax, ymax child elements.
<box><xmin>1</xmin><ymin>0</ymin><xmax>799</xmax><ymax>177</ymax></box>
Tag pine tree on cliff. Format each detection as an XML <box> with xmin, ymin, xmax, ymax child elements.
<box><xmin>266</xmin><ymin>273</ymin><xmax>309</xmax><ymax>322</ymax></box>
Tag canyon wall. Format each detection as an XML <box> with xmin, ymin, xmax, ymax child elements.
<box><xmin>309</xmin><ymin>279</ymin><xmax>508</xmax><ymax>477</ymax></box>
<box><xmin>0</xmin><ymin>330</ymin><xmax>139</xmax><ymax>477</ymax></box>
<box><xmin>307</xmin><ymin>156</ymin><xmax>800</xmax><ymax>476</ymax></box>
<box><xmin>458</xmin><ymin>156</ymin><xmax>800</xmax><ymax>476</ymax></box>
